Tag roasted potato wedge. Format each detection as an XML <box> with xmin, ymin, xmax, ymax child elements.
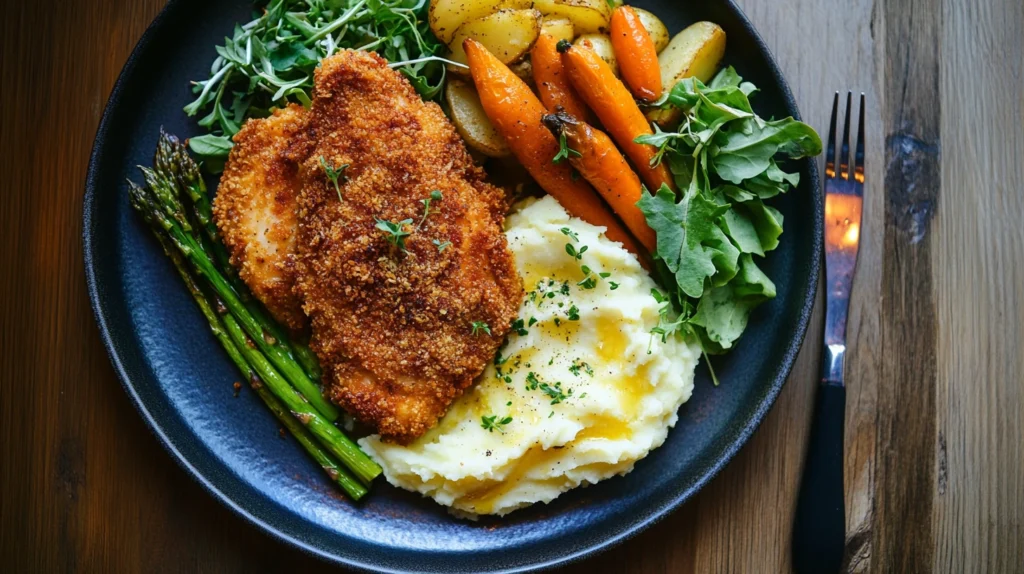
<box><xmin>446</xmin><ymin>78</ymin><xmax>511</xmax><ymax>157</ymax></box>
<box><xmin>633</xmin><ymin>7</ymin><xmax>669</xmax><ymax>53</ymax></box>
<box><xmin>447</xmin><ymin>9</ymin><xmax>543</xmax><ymax>69</ymax></box>
<box><xmin>649</xmin><ymin>21</ymin><xmax>726</xmax><ymax>126</ymax></box>
<box><xmin>658</xmin><ymin>21</ymin><xmax>726</xmax><ymax>90</ymax></box>
<box><xmin>533</xmin><ymin>0</ymin><xmax>611</xmax><ymax>35</ymax></box>
<box><xmin>574</xmin><ymin>34</ymin><xmax>618</xmax><ymax>76</ymax></box>
<box><xmin>429</xmin><ymin>0</ymin><xmax>535</xmax><ymax>44</ymax></box>
<box><xmin>540</xmin><ymin>15</ymin><xmax>575</xmax><ymax>42</ymax></box>
<box><xmin>430</xmin><ymin>0</ymin><xmax>503</xmax><ymax>44</ymax></box>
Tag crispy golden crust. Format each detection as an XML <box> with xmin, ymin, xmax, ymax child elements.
<box><xmin>296</xmin><ymin>50</ymin><xmax>523</xmax><ymax>443</ymax></box>
<box><xmin>213</xmin><ymin>104</ymin><xmax>308</xmax><ymax>333</ymax></box>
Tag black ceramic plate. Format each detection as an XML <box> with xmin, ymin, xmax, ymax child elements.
<box><xmin>84</xmin><ymin>1</ymin><xmax>820</xmax><ymax>571</ymax></box>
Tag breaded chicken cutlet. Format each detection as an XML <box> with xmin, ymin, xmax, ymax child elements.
<box><xmin>296</xmin><ymin>51</ymin><xmax>522</xmax><ymax>443</ymax></box>
<box><xmin>212</xmin><ymin>103</ymin><xmax>308</xmax><ymax>333</ymax></box>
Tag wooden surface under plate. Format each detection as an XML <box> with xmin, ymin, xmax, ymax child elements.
<box><xmin>1</xmin><ymin>0</ymin><xmax>1021</xmax><ymax>571</ymax></box>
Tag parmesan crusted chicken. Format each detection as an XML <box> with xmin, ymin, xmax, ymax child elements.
<box><xmin>296</xmin><ymin>50</ymin><xmax>522</xmax><ymax>443</ymax></box>
<box><xmin>213</xmin><ymin>103</ymin><xmax>308</xmax><ymax>333</ymax></box>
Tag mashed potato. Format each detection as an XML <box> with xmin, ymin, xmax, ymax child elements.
<box><xmin>359</xmin><ymin>196</ymin><xmax>699</xmax><ymax>517</ymax></box>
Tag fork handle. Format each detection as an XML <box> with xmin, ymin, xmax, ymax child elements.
<box><xmin>792</xmin><ymin>381</ymin><xmax>846</xmax><ymax>573</ymax></box>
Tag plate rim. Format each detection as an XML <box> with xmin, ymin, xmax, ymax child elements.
<box><xmin>83</xmin><ymin>0</ymin><xmax>822</xmax><ymax>571</ymax></box>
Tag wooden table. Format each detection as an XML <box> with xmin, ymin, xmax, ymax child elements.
<box><xmin>2</xmin><ymin>0</ymin><xmax>1021</xmax><ymax>571</ymax></box>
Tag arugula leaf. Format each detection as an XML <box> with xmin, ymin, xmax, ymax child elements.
<box><xmin>636</xmin><ymin>68</ymin><xmax>822</xmax><ymax>361</ymax></box>
<box><xmin>689</xmin><ymin>255</ymin><xmax>777</xmax><ymax>353</ymax></box>
<box><xmin>188</xmin><ymin>134</ymin><xmax>233</xmax><ymax>158</ymax></box>
<box><xmin>712</xmin><ymin>117</ymin><xmax>822</xmax><ymax>183</ymax></box>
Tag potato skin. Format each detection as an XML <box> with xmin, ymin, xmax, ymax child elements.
<box><xmin>447</xmin><ymin>9</ymin><xmax>543</xmax><ymax>69</ymax></box>
<box><xmin>648</xmin><ymin>21</ymin><xmax>727</xmax><ymax>126</ymax></box>
<box><xmin>445</xmin><ymin>78</ymin><xmax>511</xmax><ymax>158</ymax></box>
<box><xmin>632</xmin><ymin>7</ymin><xmax>669</xmax><ymax>53</ymax></box>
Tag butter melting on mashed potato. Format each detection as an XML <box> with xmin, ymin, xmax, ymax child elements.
<box><xmin>359</xmin><ymin>196</ymin><xmax>700</xmax><ymax>517</ymax></box>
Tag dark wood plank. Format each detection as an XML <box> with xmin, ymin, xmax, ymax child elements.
<box><xmin>873</xmin><ymin>0</ymin><xmax>942</xmax><ymax>570</ymax></box>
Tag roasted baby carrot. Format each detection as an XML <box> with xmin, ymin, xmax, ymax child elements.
<box><xmin>610</xmin><ymin>6</ymin><xmax>662</xmax><ymax>102</ymax></box>
<box><xmin>532</xmin><ymin>33</ymin><xmax>595</xmax><ymax>122</ymax></box>
<box><xmin>463</xmin><ymin>39</ymin><xmax>643</xmax><ymax>257</ymax></box>
<box><xmin>542</xmin><ymin>111</ymin><xmax>657</xmax><ymax>253</ymax></box>
<box><xmin>560</xmin><ymin>41</ymin><xmax>676</xmax><ymax>193</ymax></box>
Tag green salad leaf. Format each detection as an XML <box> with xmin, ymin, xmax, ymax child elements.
<box><xmin>184</xmin><ymin>0</ymin><xmax>446</xmax><ymax>171</ymax></box>
<box><xmin>636</xmin><ymin>67</ymin><xmax>821</xmax><ymax>354</ymax></box>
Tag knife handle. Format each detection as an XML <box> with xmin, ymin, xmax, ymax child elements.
<box><xmin>792</xmin><ymin>382</ymin><xmax>846</xmax><ymax>574</ymax></box>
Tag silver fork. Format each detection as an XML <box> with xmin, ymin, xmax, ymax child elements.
<box><xmin>792</xmin><ymin>92</ymin><xmax>865</xmax><ymax>574</ymax></box>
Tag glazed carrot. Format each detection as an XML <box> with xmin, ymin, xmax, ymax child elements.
<box><xmin>463</xmin><ymin>39</ymin><xmax>643</xmax><ymax>257</ymax></box>
<box><xmin>531</xmin><ymin>33</ymin><xmax>595</xmax><ymax>123</ymax></box>
<box><xmin>610</xmin><ymin>6</ymin><xmax>662</xmax><ymax>102</ymax></box>
<box><xmin>542</xmin><ymin>111</ymin><xmax>657</xmax><ymax>253</ymax></box>
<box><xmin>560</xmin><ymin>42</ymin><xmax>676</xmax><ymax>193</ymax></box>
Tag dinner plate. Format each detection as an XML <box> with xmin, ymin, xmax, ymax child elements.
<box><xmin>84</xmin><ymin>0</ymin><xmax>821</xmax><ymax>571</ymax></box>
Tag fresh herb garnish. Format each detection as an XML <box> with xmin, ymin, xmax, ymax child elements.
<box><xmin>566</xmin><ymin>305</ymin><xmax>580</xmax><ymax>321</ymax></box>
<box><xmin>552</xmin><ymin>131</ymin><xmax>582</xmax><ymax>164</ymax></box>
<box><xmin>636</xmin><ymin>68</ymin><xmax>821</xmax><ymax>354</ymax></box>
<box><xmin>432</xmin><ymin>238</ymin><xmax>451</xmax><ymax>252</ymax></box>
<box><xmin>526</xmin><ymin>372</ymin><xmax>572</xmax><ymax>404</ymax></box>
<box><xmin>510</xmin><ymin>318</ymin><xmax>529</xmax><ymax>337</ymax></box>
<box><xmin>471</xmin><ymin>321</ymin><xmax>491</xmax><ymax>336</ymax></box>
<box><xmin>319</xmin><ymin>156</ymin><xmax>348</xmax><ymax>201</ymax></box>
<box><xmin>375</xmin><ymin>218</ymin><xmax>413</xmax><ymax>251</ymax></box>
<box><xmin>569</xmin><ymin>359</ymin><xmax>593</xmax><ymax>377</ymax></box>
<box><xmin>418</xmin><ymin>190</ymin><xmax>442</xmax><ymax>230</ymax></box>
<box><xmin>560</xmin><ymin>227</ymin><xmax>579</xmax><ymax>242</ymax></box>
<box><xmin>565</xmin><ymin>242</ymin><xmax>587</xmax><ymax>261</ymax></box>
<box><xmin>481</xmin><ymin>414</ymin><xmax>513</xmax><ymax>433</ymax></box>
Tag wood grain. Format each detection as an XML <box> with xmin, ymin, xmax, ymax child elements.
<box><xmin>1</xmin><ymin>0</ymin><xmax>1021</xmax><ymax>572</ymax></box>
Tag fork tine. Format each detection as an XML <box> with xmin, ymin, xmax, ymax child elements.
<box><xmin>839</xmin><ymin>92</ymin><xmax>852</xmax><ymax>180</ymax></box>
<box><xmin>854</xmin><ymin>93</ymin><xmax>865</xmax><ymax>186</ymax></box>
<box><xmin>826</xmin><ymin>92</ymin><xmax>838</xmax><ymax>179</ymax></box>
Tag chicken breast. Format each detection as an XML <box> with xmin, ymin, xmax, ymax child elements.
<box><xmin>213</xmin><ymin>103</ymin><xmax>309</xmax><ymax>333</ymax></box>
<box><xmin>296</xmin><ymin>50</ymin><xmax>522</xmax><ymax>443</ymax></box>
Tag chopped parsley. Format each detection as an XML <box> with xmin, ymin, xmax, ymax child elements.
<box><xmin>471</xmin><ymin>321</ymin><xmax>491</xmax><ymax>336</ymax></box>
<box><xmin>481</xmin><ymin>414</ymin><xmax>513</xmax><ymax>433</ymax></box>
<box><xmin>566</xmin><ymin>305</ymin><xmax>580</xmax><ymax>321</ymax></box>
<box><xmin>510</xmin><ymin>318</ymin><xmax>529</xmax><ymax>337</ymax></box>
<box><xmin>432</xmin><ymin>238</ymin><xmax>451</xmax><ymax>252</ymax></box>
<box><xmin>609</xmin><ymin>281</ymin><xmax>620</xmax><ymax>290</ymax></box>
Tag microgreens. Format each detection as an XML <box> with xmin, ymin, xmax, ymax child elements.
<box><xmin>470</xmin><ymin>321</ymin><xmax>491</xmax><ymax>336</ymax></box>
<box><xmin>418</xmin><ymin>189</ymin><xmax>442</xmax><ymax>230</ymax></box>
<box><xmin>375</xmin><ymin>218</ymin><xmax>413</xmax><ymax>251</ymax></box>
<box><xmin>319</xmin><ymin>156</ymin><xmax>348</xmax><ymax>201</ymax></box>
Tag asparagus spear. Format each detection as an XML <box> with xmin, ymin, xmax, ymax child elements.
<box><xmin>138</xmin><ymin>215</ymin><xmax>367</xmax><ymax>499</ymax></box>
<box><xmin>157</xmin><ymin>131</ymin><xmax>324</xmax><ymax>383</ymax></box>
<box><xmin>137</xmin><ymin>166</ymin><xmax>339</xmax><ymax>421</ymax></box>
<box><xmin>128</xmin><ymin>181</ymin><xmax>381</xmax><ymax>485</ymax></box>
